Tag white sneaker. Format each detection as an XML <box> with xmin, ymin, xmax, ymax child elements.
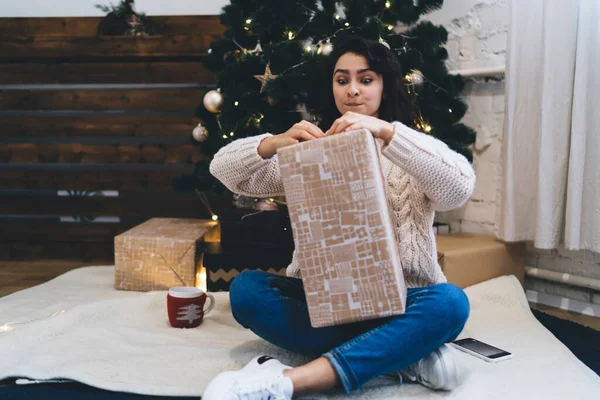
<box><xmin>203</xmin><ymin>355</ymin><xmax>294</xmax><ymax>400</ymax></box>
<box><xmin>399</xmin><ymin>344</ymin><xmax>462</xmax><ymax>390</ymax></box>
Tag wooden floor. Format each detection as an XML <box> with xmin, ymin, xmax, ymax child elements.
<box><xmin>0</xmin><ymin>259</ymin><xmax>112</xmax><ymax>298</ymax></box>
<box><xmin>1</xmin><ymin>259</ymin><xmax>599</xmax><ymax>332</ymax></box>
<box><xmin>530</xmin><ymin>302</ymin><xmax>600</xmax><ymax>331</ymax></box>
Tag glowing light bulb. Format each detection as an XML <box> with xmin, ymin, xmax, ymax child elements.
<box><xmin>195</xmin><ymin>267</ymin><xmax>207</xmax><ymax>292</ymax></box>
<box><xmin>212</xmin><ymin>215</ymin><xmax>219</xmax><ymax>221</ymax></box>
<box><xmin>386</xmin><ymin>1</ymin><xmax>391</xmax><ymax>8</ymax></box>
<box><xmin>246</xmin><ymin>19</ymin><xmax>252</xmax><ymax>24</ymax></box>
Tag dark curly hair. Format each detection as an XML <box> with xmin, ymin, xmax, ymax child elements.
<box><xmin>316</xmin><ymin>36</ymin><xmax>415</xmax><ymax>130</ymax></box>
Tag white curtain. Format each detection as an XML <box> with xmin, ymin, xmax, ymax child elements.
<box><xmin>497</xmin><ymin>0</ymin><xmax>600</xmax><ymax>252</ymax></box>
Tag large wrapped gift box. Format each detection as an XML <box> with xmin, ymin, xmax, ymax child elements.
<box><xmin>114</xmin><ymin>218</ymin><xmax>218</xmax><ymax>291</ymax></box>
<box><xmin>436</xmin><ymin>233</ymin><xmax>525</xmax><ymax>288</ymax></box>
<box><xmin>278</xmin><ymin>129</ymin><xmax>407</xmax><ymax>328</ymax></box>
<box><xmin>202</xmin><ymin>242</ymin><xmax>292</xmax><ymax>291</ymax></box>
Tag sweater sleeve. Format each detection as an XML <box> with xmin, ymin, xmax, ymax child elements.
<box><xmin>381</xmin><ymin>122</ymin><xmax>476</xmax><ymax>211</ymax></box>
<box><xmin>209</xmin><ymin>133</ymin><xmax>286</xmax><ymax>198</ymax></box>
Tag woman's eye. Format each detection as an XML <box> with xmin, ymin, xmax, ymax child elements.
<box><xmin>335</xmin><ymin>77</ymin><xmax>372</xmax><ymax>85</ymax></box>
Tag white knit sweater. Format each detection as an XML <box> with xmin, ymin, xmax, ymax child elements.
<box><xmin>210</xmin><ymin>122</ymin><xmax>476</xmax><ymax>288</ymax></box>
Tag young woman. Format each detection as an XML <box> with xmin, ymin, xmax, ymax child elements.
<box><xmin>204</xmin><ymin>36</ymin><xmax>476</xmax><ymax>400</ymax></box>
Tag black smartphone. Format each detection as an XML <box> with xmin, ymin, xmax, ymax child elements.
<box><xmin>451</xmin><ymin>338</ymin><xmax>512</xmax><ymax>363</ymax></box>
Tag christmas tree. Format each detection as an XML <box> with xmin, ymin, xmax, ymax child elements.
<box><xmin>183</xmin><ymin>0</ymin><xmax>475</xmax><ymax>195</ymax></box>
<box><xmin>95</xmin><ymin>0</ymin><xmax>155</xmax><ymax>36</ymax></box>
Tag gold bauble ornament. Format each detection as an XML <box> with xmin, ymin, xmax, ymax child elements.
<box><xmin>192</xmin><ymin>123</ymin><xmax>209</xmax><ymax>142</ymax></box>
<box><xmin>203</xmin><ymin>89</ymin><xmax>223</xmax><ymax>113</ymax></box>
<box><xmin>321</xmin><ymin>43</ymin><xmax>334</xmax><ymax>56</ymax></box>
<box><xmin>410</xmin><ymin>70</ymin><xmax>424</xmax><ymax>86</ymax></box>
<box><xmin>379</xmin><ymin>39</ymin><xmax>390</xmax><ymax>50</ymax></box>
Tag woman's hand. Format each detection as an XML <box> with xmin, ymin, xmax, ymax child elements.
<box><xmin>258</xmin><ymin>120</ymin><xmax>325</xmax><ymax>159</ymax></box>
<box><xmin>326</xmin><ymin>112</ymin><xmax>395</xmax><ymax>144</ymax></box>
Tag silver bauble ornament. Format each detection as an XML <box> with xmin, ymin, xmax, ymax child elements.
<box><xmin>410</xmin><ymin>70</ymin><xmax>424</xmax><ymax>86</ymax></box>
<box><xmin>256</xmin><ymin>199</ymin><xmax>278</xmax><ymax>211</ymax></box>
<box><xmin>203</xmin><ymin>89</ymin><xmax>223</xmax><ymax>113</ymax></box>
<box><xmin>321</xmin><ymin>43</ymin><xmax>334</xmax><ymax>56</ymax></box>
<box><xmin>192</xmin><ymin>123</ymin><xmax>208</xmax><ymax>142</ymax></box>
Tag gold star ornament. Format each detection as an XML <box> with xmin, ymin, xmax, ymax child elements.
<box><xmin>254</xmin><ymin>64</ymin><xmax>278</xmax><ymax>94</ymax></box>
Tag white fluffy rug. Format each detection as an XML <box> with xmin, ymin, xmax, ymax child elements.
<box><xmin>0</xmin><ymin>266</ymin><xmax>598</xmax><ymax>399</ymax></box>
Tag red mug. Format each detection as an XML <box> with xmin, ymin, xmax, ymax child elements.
<box><xmin>166</xmin><ymin>287</ymin><xmax>215</xmax><ymax>328</ymax></box>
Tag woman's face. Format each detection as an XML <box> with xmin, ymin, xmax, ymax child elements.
<box><xmin>332</xmin><ymin>52</ymin><xmax>384</xmax><ymax>118</ymax></box>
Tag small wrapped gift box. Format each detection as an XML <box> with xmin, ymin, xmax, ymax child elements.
<box><xmin>114</xmin><ymin>218</ymin><xmax>218</xmax><ymax>291</ymax></box>
<box><xmin>278</xmin><ymin>129</ymin><xmax>407</xmax><ymax>327</ymax></box>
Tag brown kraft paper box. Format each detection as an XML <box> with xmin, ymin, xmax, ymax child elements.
<box><xmin>278</xmin><ymin>129</ymin><xmax>407</xmax><ymax>328</ymax></box>
<box><xmin>436</xmin><ymin>233</ymin><xmax>525</xmax><ymax>289</ymax></box>
<box><xmin>114</xmin><ymin>218</ymin><xmax>217</xmax><ymax>291</ymax></box>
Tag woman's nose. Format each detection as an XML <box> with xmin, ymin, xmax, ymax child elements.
<box><xmin>347</xmin><ymin>85</ymin><xmax>359</xmax><ymax>97</ymax></box>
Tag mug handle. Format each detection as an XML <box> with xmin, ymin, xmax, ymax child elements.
<box><xmin>204</xmin><ymin>293</ymin><xmax>215</xmax><ymax>315</ymax></box>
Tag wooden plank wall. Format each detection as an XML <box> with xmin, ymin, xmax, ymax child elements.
<box><xmin>0</xmin><ymin>16</ymin><xmax>227</xmax><ymax>261</ymax></box>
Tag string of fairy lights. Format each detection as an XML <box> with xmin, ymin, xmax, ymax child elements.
<box><xmin>1</xmin><ymin>309</ymin><xmax>66</xmax><ymax>334</ymax></box>
<box><xmin>193</xmin><ymin>0</ymin><xmax>444</xmax><ymax>143</ymax></box>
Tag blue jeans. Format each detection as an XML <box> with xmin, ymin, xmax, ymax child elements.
<box><xmin>229</xmin><ymin>270</ymin><xmax>469</xmax><ymax>393</ymax></box>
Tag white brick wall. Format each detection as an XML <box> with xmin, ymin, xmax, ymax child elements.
<box><xmin>425</xmin><ymin>0</ymin><xmax>509</xmax><ymax>71</ymax></box>
<box><xmin>428</xmin><ymin>0</ymin><xmax>600</xmax><ymax>309</ymax></box>
<box><xmin>525</xmin><ymin>279</ymin><xmax>592</xmax><ymax>304</ymax></box>
<box><xmin>436</xmin><ymin>80</ymin><xmax>504</xmax><ymax>237</ymax></box>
